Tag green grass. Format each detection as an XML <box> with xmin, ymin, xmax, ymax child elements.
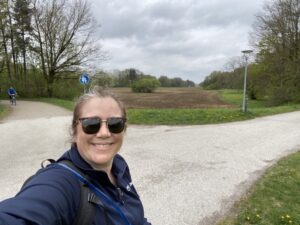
<box><xmin>219</xmin><ymin>89</ymin><xmax>269</xmax><ymax>108</ymax></box>
<box><xmin>127</xmin><ymin>105</ymin><xmax>300</xmax><ymax>125</ymax></box>
<box><xmin>217</xmin><ymin>151</ymin><xmax>300</xmax><ymax>225</ymax></box>
<box><xmin>127</xmin><ymin>108</ymin><xmax>254</xmax><ymax>124</ymax></box>
<box><xmin>33</xmin><ymin>98</ymin><xmax>75</xmax><ymax>111</ymax></box>
<box><xmin>0</xmin><ymin>103</ymin><xmax>11</xmax><ymax>120</ymax></box>
<box><xmin>219</xmin><ymin>89</ymin><xmax>244</xmax><ymax>105</ymax></box>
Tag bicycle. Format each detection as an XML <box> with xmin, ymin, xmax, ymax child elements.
<box><xmin>10</xmin><ymin>94</ymin><xmax>16</xmax><ymax>106</ymax></box>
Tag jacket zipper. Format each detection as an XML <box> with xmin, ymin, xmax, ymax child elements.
<box><xmin>116</xmin><ymin>187</ymin><xmax>125</xmax><ymax>205</ymax></box>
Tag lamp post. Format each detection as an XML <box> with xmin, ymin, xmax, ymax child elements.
<box><xmin>241</xmin><ymin>50</ymin><xmax>253</xmax><ymax>113</ymax></box>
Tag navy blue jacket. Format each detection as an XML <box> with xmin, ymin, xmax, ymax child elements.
<box><xmin>7</xmin><ymin>88</ymin><xmax>16</xmax><ymax>96</ymax></box>
<box><xmin>0</xmin><ymin>147</ymin><xmax>151</xmax><ymax>225</ymax></box>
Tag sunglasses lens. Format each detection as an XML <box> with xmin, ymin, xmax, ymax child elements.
<box><xmin>107</xmin><ymin>118</ymin><xmax>126</xmax><ymax>133</ymax></box>
<box><xmin>80</xmin><ymin>117</ymin><xmax>126</xmax><ymax>134</ymax></box>
<box><xmin>81</xmin><ymin>118</ymin><xmax>100</xmax><ymax>134</ymax></box>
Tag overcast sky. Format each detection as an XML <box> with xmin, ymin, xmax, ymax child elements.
<box><xmin>89</xmin><ymin>0</ymin><xmax>264</xmax><ymax>83</ymax></box>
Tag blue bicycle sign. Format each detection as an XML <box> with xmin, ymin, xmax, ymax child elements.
<box><xmin>79</xmin><ymin>74</ymin><xmax>90</xmax><ymax>85</ymax></box>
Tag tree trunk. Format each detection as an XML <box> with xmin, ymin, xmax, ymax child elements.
<box><xmin>47</xmin><ymin>71</ymin><xmax>55</xmax><ymax>97</ymax></box>
<box><xmin>21</xmin><ymin>27</ymin><xmax>28</xmax><ymax>90</ymax></box>
<box><xmin>0</xmin><ymin>22</ymin><xmax>12</xmax><ymax>83</ymax></box>
<box><xmin>6</xmin><ymin>0</ymin><xmax>17</xmax><ymax>79</ymax></box>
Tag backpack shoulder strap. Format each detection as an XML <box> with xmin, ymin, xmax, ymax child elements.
<box><xmin>21</xmin><ymin>159</ymin><xmax>56</xmax><ymax>189</ymax></box>
<box><xmin>23</xmin><ymin>159</ymin><xmax>112</xmax><ymax>225</ymax></box>
<box><xmin>59</xmin><ymin>160</ymin><xmax>113</xmax><ymax>225</ymax></box>
<box><xmin>59</xmin><ymin>160</ymin><xmax>97</xmax><ymax>225</ymax></box>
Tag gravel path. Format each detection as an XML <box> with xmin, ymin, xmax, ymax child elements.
<box><xmin>1</xmin><ymin>100</ymin><xmax>300</xmax><ymax>225</ymax></box>
<box><xmin>1</xmin><ymin>100</ymin><xmax>71</xmax><ymax>121</ymax></box>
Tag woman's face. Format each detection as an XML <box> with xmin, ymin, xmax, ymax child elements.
<box><xmin>75</xmin><ymin>97</ymin><xmax>125</xmax><ymax>171</ymax></box>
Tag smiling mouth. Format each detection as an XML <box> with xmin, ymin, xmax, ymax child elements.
<box><xmin>92</xmin><ymin>143</ymin><xmax>113</xmax><ymax>147</ymax></box>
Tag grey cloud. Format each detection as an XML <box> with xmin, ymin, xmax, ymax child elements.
<box><xmin>93</xmin><ymin>0</ymin><xmax>260</xmax><ymax>40</ymax></box>
<box><xmin>90</xmin><ymin>0</ymin><xmax>262</xmax><ymax>83</ymax></box>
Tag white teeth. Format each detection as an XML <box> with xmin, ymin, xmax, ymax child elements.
<box><xmin>94</xmin><ymin>143</ymin><xmax>112</xmax><ymax>146</ymax></box>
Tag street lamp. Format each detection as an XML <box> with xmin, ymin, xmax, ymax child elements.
<box><xmin>241</xmin><ymin>49</ymin><xmax>253</xmax><ymax>113</ymax></box>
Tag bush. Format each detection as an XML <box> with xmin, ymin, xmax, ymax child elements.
<box><xmin>267</xmin><ymin>86</ymin><xmax>291</xmax><ymax>106</ymax></box>
<box><xmin>131</xmin><ymin>78</ymin><xmax>160</xmax><ymax>93</ymax></box>
<box><xmin>52</xmin><ymin>79</ymin><xmax>83</xmax><ymax>99</ymax></box>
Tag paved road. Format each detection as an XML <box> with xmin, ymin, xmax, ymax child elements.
<box><xmin>1</xmin><ymin>100</ymin><xmax>300</xmax><ymax>225</ymax></box>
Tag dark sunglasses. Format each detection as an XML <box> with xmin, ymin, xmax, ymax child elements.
<box><xmin>78</xmin><ymin>117</ymin><xmax>127</xmax><ymax>134</ymax></box>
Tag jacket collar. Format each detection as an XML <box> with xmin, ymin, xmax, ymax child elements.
<box><xmin>58</xmin><ymin>145</ymin><xmax>128</xmax><ymax>184</ymax></box>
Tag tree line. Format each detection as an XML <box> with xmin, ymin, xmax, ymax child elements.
<box><xmin>201</xmin><ymin>0</ymin><xmax>300</xmax><ymax>106</ymax></box>
<box><xmin>94</xmin><ymin>68</ymin><xmax>195</xmax><ymax>88</ymax></box>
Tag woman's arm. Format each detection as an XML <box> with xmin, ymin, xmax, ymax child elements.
<box><xmin>0</xmin><ymin>167</ymin><xmax>81</xmax><ymax>225</ymax></box>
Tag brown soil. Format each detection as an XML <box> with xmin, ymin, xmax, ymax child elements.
<box><xmin>113</xmin><ymin>88</ymin><xmax>235</xmax><ymax>109</ymax></box>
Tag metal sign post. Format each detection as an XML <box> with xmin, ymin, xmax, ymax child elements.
<box><xmin>79</xmin><ymin>73</ymin><xmax>90</xmax><ymax>93</ymax></box>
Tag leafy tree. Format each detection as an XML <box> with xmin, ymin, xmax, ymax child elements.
<box><xmin>200</xmin><ymin>68</ymin><xmax>245</xmax><ymax>90</ymax></box>
<box><xmin>158</xmin><ymin>75</ymin><xmax>195</xmax><ymax>87</ymax></box>
<box><xmin>252</xmin><ymin>0</ymin><xmax>300</xmax><ymax>103</ymax></box>
<box><xmin>114</xmin><ymin>68</ymin><xmax>143</xmax><ymax>87</ymax></box>
<box><xmin>247</xmin><ymin>63</ymin><xmax>270</xmax><ymax>100</ymax></box>
<box><xmin>30</xmin><ymin>0</ymin><xmax>103</xmax><ymax>97</ymax></box>
<box><xmin>170</xmin><ymin>77</ymin><xmax>187</xmax><ymax>87</ymax></box>
<box><xmin>116</xmin><ymin>70</ymin><xmax>131</xmax><ymax>87</ymax></box>
<box><xmin>131</xmin><ymin>77</ymin><xmax>160</xmax><ymax>93</ymax></box>
<box><xmin>186</xmin><ymin>80</ymin><xmax>195</xmax><ymax>87</ymax></box>
<box><xmin>128</xmin><ymin>68</ymin><xmax>138</xmax><ymax>83</ymax></box>
<box><xmin>158</xmin><ymin>75</ymin><xmax>171</xmax><ymax>87</ymax></box>
<box><xmin>94</xmin><ymin>71</ymin><xmax>114</xmax><ymax>87</ymax></box>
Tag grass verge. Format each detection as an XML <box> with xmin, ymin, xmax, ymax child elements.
<box><xmin>0</xmin><ymin>103</ymin><xmax>11</xmax><ymax>120</ymax></box>
<box><xmin>217</xmin><ymin>151</ymin><xmax>300</xmax><ymax>225</ymax></box>
<box><xmin>33</xmin><ymin>98</ymin><xmax>75</xmax><ymax>111</ymax></box>
<box><xmin>127</xmin><ymin>108</ymin><xmax>254</xmax><ymax>125</ymax></box>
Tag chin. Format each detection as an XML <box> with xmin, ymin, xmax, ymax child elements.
<box><xmin>92</xmin><ymin>155</ymin><xmax>113</xmax><ymax>165</ymax></box>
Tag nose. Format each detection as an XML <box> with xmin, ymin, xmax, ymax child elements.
<box><xmin>95</xmin><ymin>121</ymin><xmax>111</xmax><ymax>137</ymax></box>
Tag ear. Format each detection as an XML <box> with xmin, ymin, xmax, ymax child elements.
<box><xmin>71</xmin><ymin>124</ymin><xmax>79</xmax><ymax>143</ymax></box>
<box><xmin>72</xmin><ymin>135</ymin><xmax>77</xmax><ymax>143</ymax></box>
<box><xmin>73</xmin><ymin>128</ymin><xmax>79</xmax><ymax>142</ymax></box>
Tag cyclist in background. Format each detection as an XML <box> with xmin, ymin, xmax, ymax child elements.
<box><xmin>7</xmin><ymin>86</ymin><xmax>17</xmax><ymax>104</ymax></box>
